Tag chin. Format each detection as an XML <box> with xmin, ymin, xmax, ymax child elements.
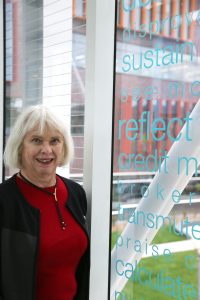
<box><xmin>37</xmin><ymin>168</ymin><xmax>55</xmax><ymax>176</ymax></box>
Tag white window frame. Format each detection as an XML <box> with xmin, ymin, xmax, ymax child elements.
<box><xmin>84</xmin><ymin>0</ymin><xmax>116</xmax><ymax>299</ymax></box>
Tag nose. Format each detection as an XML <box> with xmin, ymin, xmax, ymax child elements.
<box><xmin>40</xmin><ymin>142</ymin><xmax>53</xmax><ymax>155</ymax></box>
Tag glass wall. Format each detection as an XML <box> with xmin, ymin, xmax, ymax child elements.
<box><xmin>111</xmin><ymin>0</ymin><xmax>200</xmax><ymax>299</ymax></box>
<box><xmin>4</xmin><ymin>0</ymin><xmax>200</xmax><ymax>298</ymax></box>
<box><xmin>4</xmin><ymin>0</ymin><xmax>87</xmax><ymax>183</ymax></box>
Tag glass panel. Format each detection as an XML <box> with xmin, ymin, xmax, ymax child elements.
<box><xmin>111</xmin><ymin>0</ymin><xmax>200</xmax><ymax>299</ymax></box>
<box><xmin>4</xmin><ymin>0</ymin><xmax>87</xmax><ymax>183</ymax></box>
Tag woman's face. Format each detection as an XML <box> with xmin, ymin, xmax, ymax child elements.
<box><xmin>20</xmin><ymin>125</ymin><xmax>64</xmax><ymax>182</ymax></box>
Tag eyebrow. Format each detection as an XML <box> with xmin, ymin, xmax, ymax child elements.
<box><xmin>30</xmin><ymin>134</ymin><xmax>62</xmax><ymax>138</ymax></box>
<box><xmin>30</xmin><ymin>134</ymin><xmax>42</xmax><ymax>138</ymax></box>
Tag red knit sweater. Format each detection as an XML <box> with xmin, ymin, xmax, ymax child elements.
<box><xmin>16</xmin><ymin>175</ymin><xmax>88</xmax><ymax>300</ymax></box>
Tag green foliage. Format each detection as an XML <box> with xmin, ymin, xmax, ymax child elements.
<box><xmin>123</xmin><ymin>251</ymin><xmax>197</xmax><ymax>300</ymax></box>
<box><xmin>111</xmin><ymin>224</ymin><xmax>187</xmax><ymax>249</ymax></box>
<box><xmin>152</xmin><ymin>224</ymin><xmax>186</xmax><ymax>244</ymax></box>
<box><xmin>111</xmin><ymin>227</ymin><xmax>196</xmax><ymax>299</ymax></box>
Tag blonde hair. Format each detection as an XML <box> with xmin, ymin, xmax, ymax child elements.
<box><xmin>4</xmin><ymin>105</ymin><xmax>74</xmax><ymax>169</ymax></box>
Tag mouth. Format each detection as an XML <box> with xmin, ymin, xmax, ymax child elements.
<box><xmin>36</xmin><ymin>158</ymin><xmax>54</xmax><ymax>165</ymax></box>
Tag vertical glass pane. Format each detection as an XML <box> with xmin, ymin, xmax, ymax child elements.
<box><xmin>111</xmin><ymin>0</ymin><xmax>200</xmax><ymax>299</ymax></box>
<box><xmin>4</xmin><ymin>0</ymin><xmax>87</xmax><ymax>183</ymax></box>
<box><xmin>70</xmin><ymin>0</ymin><xmax>86</xmax><ymax>182</ymax></box>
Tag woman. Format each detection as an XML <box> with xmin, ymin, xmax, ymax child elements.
<box><xmin>0</xmin><ymin>105</ymin><xmax>90</xmax><ymax>300</ymax></box>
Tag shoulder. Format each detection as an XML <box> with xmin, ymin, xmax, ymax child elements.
<box><xmin>61</xmin><ymin>176</ymin><xmax>83</xmax><ymax>190</ymax></box>
<box><xmin>0</xmin><ymin>174</ymin><xmax>17</xmax><ymax>196</ymax></box>
<box><xmin>0</xmin><ymin>175</ymin><xmax>18</xmax><ymax>216</ymax></box>
<box><xmin>58</xmin><ymin>175</ymin><xmax>88</xmax><ymax>215</ymax></box>
<box><xmin>60</xmin><ymin>176</ymin><xmax>86</xmax><ymax>197</ymax></box>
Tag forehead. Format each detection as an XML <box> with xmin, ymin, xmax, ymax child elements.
<box><xmin>25</xmin><ymin>125</ymin><xmax>62</xmax><ymax>138</ymax></box>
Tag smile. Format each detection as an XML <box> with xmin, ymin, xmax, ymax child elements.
<box><xmin>36</xmin><ymin>158</ymin><xmax>54</xmax><ymax>164</ymax></box>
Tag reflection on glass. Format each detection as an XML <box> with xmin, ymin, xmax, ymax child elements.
<box><xmin>111</xmin><ymin>0</ymin><xmax>200</xmax><ymax>299</ymax></box>
<box><xmin>4</xmin><ymin>0</ymin><xmax>87</xmax><ymax>183</ymax></box>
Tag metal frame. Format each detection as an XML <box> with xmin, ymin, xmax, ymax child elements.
<box><xmin>83</xmin><ymin>0</ymin><xmax>115</xmax><ymax>299</ymax></box>
<box><xmin>0</xmin><ymin>0</ymin><xmax>4</xmax><ymax>183</ymax></box>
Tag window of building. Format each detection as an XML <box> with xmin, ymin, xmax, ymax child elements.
<box><xmin>111</xmin><ymin>0</ymin><xmax>200</xmax><ymax>298</ymax></box>
<box><xmin>4</xmin><ymin>0</ymin><xmax>87</xmax><ymax>183</ymax></box>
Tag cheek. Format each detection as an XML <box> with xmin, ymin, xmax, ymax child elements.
<box><xmin>21</xmin><ymin>145</ymin><xmax>38</xmax><ymax>161</ymax></box>
<box><xmin>20</xmin><ymin>151</ymin><xmax>31</xmax><ymax>168</ymax></box>
<box><xmin>58</xmin><ymin>146</ymin><xmax>65</xmax><ymax>161</ymax></box>
<box><xmin>21</xmin><ymin>151</ymin><xmax>30</xmax><ymax>164</ymax></box>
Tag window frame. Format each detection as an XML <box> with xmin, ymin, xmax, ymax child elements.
<box><xmin>84</xmin><ymin>0</ymin><xmax>116</xmax><ymax>299</ymax></box>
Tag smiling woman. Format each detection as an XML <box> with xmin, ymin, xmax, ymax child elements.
<box><xmin>1</xmin><ymin>105</ymin><xmax>90</xmax><ymax>300</ymax></box>
<box><xmin>20</xmin><ymin>127</ymin><xmax>64</xmax><ymax>187</ymax></box>
<box><xmin>4</xmin><ymin>105</ymin><xmax>74</xmax><ymax>172</ymax></box>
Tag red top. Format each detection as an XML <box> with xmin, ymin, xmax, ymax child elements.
<box><xmin>16</xmin><ymin>175</ymin><xmax>88</xmax><ymax>300</ymax></box>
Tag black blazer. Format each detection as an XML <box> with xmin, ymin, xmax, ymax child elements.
<box><xmin>0</xmin><ymin>174</ymin><xmax>90</xmax><ymax>300</ymax></box>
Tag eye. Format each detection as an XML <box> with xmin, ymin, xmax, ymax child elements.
<box><xmin>31</xmin><ymin>137</ymin><xmax>42</xmax><ymax>144</ymax></box>
<box><xmin>50</xmin><ymin>137</ymin><xmax>61</xmax><ymax>145</ymax></box>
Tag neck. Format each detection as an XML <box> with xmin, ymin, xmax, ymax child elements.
<box><xmin>19</xmin><ymin>170</ymin><xmax>56</xmax><ymax>188</ymax></box>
